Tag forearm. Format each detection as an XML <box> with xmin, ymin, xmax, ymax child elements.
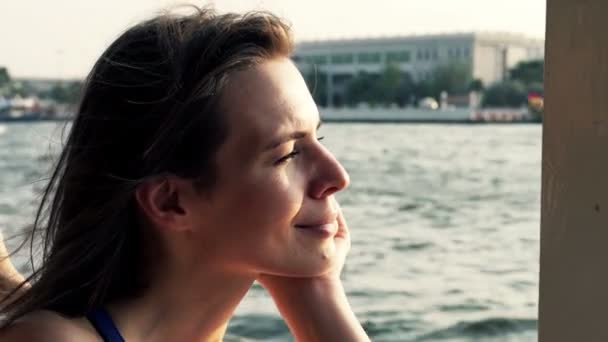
<box><xmin>265</xmin><ymin>279</ymin><xmax>369</xmax><ymax>342</ymax></box>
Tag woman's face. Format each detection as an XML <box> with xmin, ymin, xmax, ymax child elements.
<box><xmin>191</xmin><ymin>57</ymin><xmax>350</xmax><ymax>277</ymax></box>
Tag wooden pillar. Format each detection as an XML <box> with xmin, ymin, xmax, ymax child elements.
<box><xmin>539</xmin><ymin>0</ymin><xmax>608</xmax><ymax>341</ymax></box>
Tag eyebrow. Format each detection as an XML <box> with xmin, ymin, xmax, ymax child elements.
<box><xmin>265</xmin><ymin>120</ymin><xmax>323</xmax><ymax>151</ymax></box>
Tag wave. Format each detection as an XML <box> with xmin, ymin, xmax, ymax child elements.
<box><xmin>362</xmin><ymin>319</ymin><xmax>418</xmax><ymax>340</ymax></box>
<box><xmin>393</xmin><ymin>241</ymin><xmax>434</xmax><ymax>252</ymax></box>
<box><xmin>418</xmin><ymin>317</ymin><xmax>537</xmax><ymax>340</ymax></box>
<box><xmin>225</xmin><ymin>316</ymin><xmax>539</xmax><ymax>341</ymax></box>
<box><xmin>227</xmin><ymin>314</ymin><xmax>290</xmax><ymax>341</ymax></box>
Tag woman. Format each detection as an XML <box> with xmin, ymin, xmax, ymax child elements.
<box><xmin>0</xmin><ymin>5</ymin><xmax>369</xmax><ymax>342</ymax></box>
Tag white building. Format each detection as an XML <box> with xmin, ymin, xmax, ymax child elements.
<box><xmin>293</xmin><ymin>32</ymin><xmax>544</xmax><ymax>106</ymax></box>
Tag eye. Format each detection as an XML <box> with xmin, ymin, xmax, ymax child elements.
<box><xmin>274</xmin><ymin>136</ymin><xmax>325</xmax><ymax>166</ymax></box>
<box><xmin>275</xmin><ymin>148</ymin><xmax>301</xmax><ymax>165</ymax></box>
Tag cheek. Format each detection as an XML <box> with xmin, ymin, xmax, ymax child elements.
<box><xmin>227</xmin><ymin>166</ymin><xmax>305</xmax><ymax>229</ymax></box>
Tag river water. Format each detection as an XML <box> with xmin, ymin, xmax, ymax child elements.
<box><xmin>0</xmin><ymin>122</ymin><xmax>541</xmax><ymax>341</ymax></box>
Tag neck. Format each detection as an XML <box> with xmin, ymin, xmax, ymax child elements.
<box><xmin>108</xmin><ymin>259</ymin><xmax>255</xmax><ymax>342</ymax></box>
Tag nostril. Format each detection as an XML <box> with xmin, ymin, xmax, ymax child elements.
<box><xmin>323</xmin><ymin>185</ymin><xmax>340</xmax><ymax>198</ymax></box>
<box><xmin>309</xmin><ymin>182</ymin><xmax>342</xmax><ymax>200</ymax></box>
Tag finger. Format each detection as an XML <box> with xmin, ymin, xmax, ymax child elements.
<box><xmin>335</xmin><ymin>205</ymin><xmax>350</xmax><ymax>241</ymax></box>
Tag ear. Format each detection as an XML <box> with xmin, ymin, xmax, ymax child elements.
<box><xmin>135</xmin><ymin>176</ymin><xmax>195</xmax><ymax>232</ymax></box>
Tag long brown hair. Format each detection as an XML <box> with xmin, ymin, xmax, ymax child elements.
<box><xmin>1</xmin><ymin>5</ymin><xmax>293</xmax><ymax>325</ymax></box>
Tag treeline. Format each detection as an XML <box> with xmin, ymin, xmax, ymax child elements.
<box><xmin>1</xmin><ymin>59</ymin><xmax>544</xmax><ymax>109</ymax></box>
<box><xmin>0</xmin><ymin>67</ymin><xmax>82</xmax><ymax>105</ymax></box>
<box><xmin>304</xmin><ymin>60</ymin><xmax>544</xmax><ymax>108</ymax></box>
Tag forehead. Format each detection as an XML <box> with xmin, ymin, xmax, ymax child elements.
<box><xmin>219</xmin><ymin>58</ymin><xmax>318</xmax><ymax>145</ymax></box>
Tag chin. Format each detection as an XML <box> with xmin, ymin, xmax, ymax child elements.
<box><xmin>248</xmin><ymin>236</ymin><xmax>340</xmax><ymax>277</ymax></box>
<box><xmin>280</xmin><ymin>243</ymin><xmax>339</xmax><ymax>277</ymax></box>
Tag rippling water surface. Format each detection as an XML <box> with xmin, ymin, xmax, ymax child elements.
<box><xmin>0</xmin><ymin>122</ymin><xmax>541</xmax><ymax>341</ymax></box>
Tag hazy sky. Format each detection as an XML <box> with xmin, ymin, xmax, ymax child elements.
<box><xmin>0</xmin><ymin>0</ymin><xmax>546</xmax><ymax>79</ymax></box>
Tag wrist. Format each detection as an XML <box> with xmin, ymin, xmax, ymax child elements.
<box><xmin>260</xmin><ymin>277</ymin><xmax>369</xmax><ymax>341</ymax></box>
<box><xmin>259</xmin><ymin>274</ymin><xmax>345</xmax><ymax>309</ymax></box>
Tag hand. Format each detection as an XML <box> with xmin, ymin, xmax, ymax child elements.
<box><xmin>0</xmin><ymin>231</ymin><xmax>25</xmax><ymax>284</ymax></box>
<box><xmin>257</xmin><ymin>203</ymin><xmax>351</xmax><ymax>290</ymax></box>
<box><xmin>0</xmin><ymin>231</ymin><xmax>28</xmax><ymax>304</ymax></box>
<box><xmin>256</xmin><ymin>206</ymin><xmax>370</xmax><ymax>341</ymax></box>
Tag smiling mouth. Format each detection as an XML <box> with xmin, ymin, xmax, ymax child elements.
<box><xmin>294</xmin><ymin>222</ymin><xmax>337</xmax><ymax>237</ymax></box>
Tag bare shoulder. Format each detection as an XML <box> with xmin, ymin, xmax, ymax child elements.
<box><xmin>0</xmin><ymin>310</ymin><xmax>100</xmax><ymax>342</ymax></box>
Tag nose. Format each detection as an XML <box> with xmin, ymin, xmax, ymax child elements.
<box><xmin>308</xmin><ymin>145</ymin><xmax>350</xmax><ymax>199</ymax></box>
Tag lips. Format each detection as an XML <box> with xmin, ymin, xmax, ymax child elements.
<box><xmin>294</xmin><ymin>206</ymin><xmax>339</xmax><ymax>237</ymax></box>
<box><xmin>294</xmin><ymin>221</ymin><xmax>338</xmax><ymax>237</ymax></box>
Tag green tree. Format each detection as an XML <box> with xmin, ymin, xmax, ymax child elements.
<box><xmin>469</xmin><ymin>78</ymin><xmax>484</xmax><ymax>92</ymax></box>
<box><xmin>344</xmin><ymin>65</ymin><xmax>415</xmax><ymax>107</ymax></box>
<box><xmin>47</xmin><ymin>81</ymin><xmax>83</xmax><ymax>104</ymax></box>
<box><xmin>482</xmin><ymin>80</ymin><xmax>528</xmax><ymax>107</ymax></box>
<box><xmin>8</xmin><ymin>82</ymin><xmax>27</xmax><ymax>97</ymax></box>
<box><xmin>0</xmin><ymin>67</ymin><xmax>11</xmax><ymax>96</ymax></box>
<box><xmin>376</xmin><ymin>64</ymin><xmax>402</xmax><ymax>105</ymax></box>
<box><xmin>0</xmin><ymin>67</ymin><xmax>10</xmax><ymax>87</ymax></box>
<box><xmin>430</xmin><ymin>62</ymin><xmax>472</xmax><ymax>96</ymax></box>
<box><xmin>509</xmin><ymin>60</ymin><xmax>544</xmax><ymax>85</ymax></box>
<box><xmin>526</xmin><ymin>82</ymin><xmax>544</xmax><ymax>96</ymax></box>
<box><xmin>413</xmin><ymin>80</ymin><xmax>434</xmax><ymax>103</ymax></box>
<box><xmin>65</xmin><ymin>81</ymin><xmax>83</xmax><ymax>104</ymax></box>
<box><xmin>365</xmin><ymin>64</ymin><xmax>405</xmax><ymax>106</ymax></box>
<box><xmin>49</xmin><ymin>84</ymin><xmax>69</xmax><ymax>103</ymax></box>
<box><xmin>344</xmin><ymin>71</ymin><xmax>377</xmax><ymax>106</ymax></box>
<box><xmin>394</xmin><ymin>72</ymin><xmax>415</xmax><ymax>107</ymax></box>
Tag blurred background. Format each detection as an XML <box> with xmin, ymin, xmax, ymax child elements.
<box><xmin>0</xmin><ymin>1</ymin><xmax>545</xmax><ymax>341</ymax></box>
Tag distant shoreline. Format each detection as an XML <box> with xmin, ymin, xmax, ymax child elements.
<box><xmin>0</xmin><ymin>117</ymin><xmax>71</xmax><ymax>123</ymax></box>
<box><xmin>321</xmin><ymin>118</ymin><xmax>541</xmax><ymax>124</ymax></box>
<box><xmin>0</xmin><ymin>108</ymin><xmax>542</xmax><ymax>125</ymax></box>
<box><xmin>319</xmin><ymin>107</ymin><xmax>541</xmax><ymax>124</ymax></box>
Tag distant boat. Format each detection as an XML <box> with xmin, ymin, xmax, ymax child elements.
<box><xmin>0</xmin><ymin>96</ymin><xmax>9</xmax><ymax>114</ymax></box>
<box><xmin>0</xmin><ymin>95</ymin><xmax>71</xmax><ymax>122</ymax></box>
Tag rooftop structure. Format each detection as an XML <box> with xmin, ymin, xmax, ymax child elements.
<box><xmin>293</xmin><ymin>32</ymin><xmax>544</xmax><ymax>107</ymax></box>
